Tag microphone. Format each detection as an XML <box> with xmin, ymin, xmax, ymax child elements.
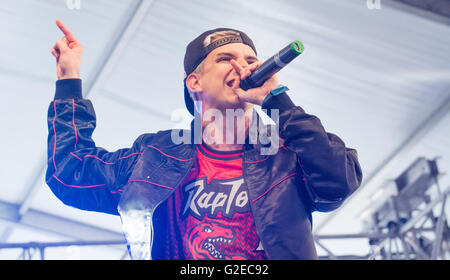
<box><xmin>240</xmin><ymin>40</ymin><xmax>304</xmax><ymax>90</ymax></box>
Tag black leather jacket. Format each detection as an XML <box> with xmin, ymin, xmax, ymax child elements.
<box><xmin>46</xmin><ymin>79</ymin><xmax>362</xmax><ymax>260</ymax></box>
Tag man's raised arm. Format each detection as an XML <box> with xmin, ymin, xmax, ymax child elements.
<box><xmin>46</xmin><ymin>20</ymin><xmax>146</xmax><ymax>215</ymax></box>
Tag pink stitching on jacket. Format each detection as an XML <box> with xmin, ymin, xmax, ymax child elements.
<box><xmin>70</xmin><ymin>152</ymin><xmax>82</xmax><ymax>161</ymax></box>
<box><xmin>118</xmin><ymin>152</ymin><xmax>142</xmax><ymax>160</ymax></box>
<box><xmin>52</xmin><ymin>101</ymin><xmax>58</xmax><ymax>171</ymax></box>
<box><xmin>84</xmin><ymin>155</ymin><xmax>115</xmax><ymax>164</ymax></box>
<box><xmin>52</xmin><ymin>174</ymin><xmax>106</xmax><ymax>188</ymax></box>
<box><xmin>251</xmin><ymin>173</ymin><xmax>297</xmax><ymax>203</ymax></box>
<box><xmin>128</xmin><ymin>179</ymin><xmax>174</xmax><ymax>190</ymax></box>
<box><xmin>81</xmin><ymin>153</ymin><xmax>142</xmax><ymax>164</ymax></box>
<box><xmin>72</xmin><ymin>99</ymin><xmax>78</xmax><ymax>151</ymax></box>
<box><xmin>244</xmin><ymin>155</ymin><xmax>270</xmax><ymax>164</ymax></box>
<box><xmin>147</xmin><ymin>145</ymin><xmax>193</xmax><ymax>162</ymax></box>
<box><xmin>110</xmin><ymin>189</ymin><xmax>124</xmax><ymax>194</ymax></box>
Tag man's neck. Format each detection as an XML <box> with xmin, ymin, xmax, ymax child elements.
<box><xmin>204</xmin><ymin>142</ymin><xmax>244</xmax><ymax>152</ymax></box>
<box><xmin>200</xmin><ymin>107</ymin><xmax>253</xmax><ymax>152</ymax></box>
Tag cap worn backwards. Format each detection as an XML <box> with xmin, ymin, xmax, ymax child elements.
<box><xmin>183</xmin><ymin>28</ymin><xmax>257</xmax><ymax>116</ymax></box>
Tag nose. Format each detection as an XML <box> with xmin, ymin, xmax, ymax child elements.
<box><xmin>235</xmin><ymin>57</ymin><xmax>249</xmax><ymax>68</ymax></box>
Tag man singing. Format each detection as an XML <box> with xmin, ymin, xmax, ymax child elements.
<box><xmin>47</xmin><ymin>20</ymin><xmax>362</xmax><ymax>260</ymax></box>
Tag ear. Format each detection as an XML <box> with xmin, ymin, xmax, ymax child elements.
<box><xmin>186</xmin><ymin>73</ymin><xmax>203</xmax><ymax>98</ymax></box>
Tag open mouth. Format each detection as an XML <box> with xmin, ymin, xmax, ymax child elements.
<box><xmin>202</xmin><ymin>237</ymin><xmax>232</xmax><ymax>259</ymax></box>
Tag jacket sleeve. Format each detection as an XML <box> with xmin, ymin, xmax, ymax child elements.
<box><xmin>262</xmin><ymin>92</ymin><xmax>363</xmax><ymax>212</ymax></box>
<box><xmin>46</xmin><ymin>79</ymin><xmax>145</xmax><ymax>215</ymax></box>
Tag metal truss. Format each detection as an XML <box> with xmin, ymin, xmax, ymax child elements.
<box><xmin>2</xmin><ymin>158</ymin><xmax>448</xmax><ymax>260</ymax></box>
<box><xmin>2</xmin><ymin>187</ymin><xmax>448</xmax><ymax>260</ymax></box>
<box><xmin>314</xmin><ymin>190</ymin><xmax>449</xmax><ymax>260</ymax></box>
<box><xmin>0</xmin><ymin>240</ymin><xmax>126</xmax><ymax>260</ymax></box>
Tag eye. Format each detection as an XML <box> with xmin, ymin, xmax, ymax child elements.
<box><xmin>203</xmin><ymin>226</ymin><xmax>213</xmax><ymax>233</ymax></box>
<box><xmin>216</xmin><ymin>57</ymin><xmax>231</xmax><ymax>62</ymax></box>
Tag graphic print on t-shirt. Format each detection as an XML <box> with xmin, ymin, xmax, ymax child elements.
<box><xmin>187</xmin><ymin>220</ymin><xmax>246</xmax><ymax>260</ymax></box>
<box><xmin>181</xmin><ymin>177</ymin><xmax>249</xmax><ymax>219</ymax></box>
<box><xmin>172</xmin><ymin>143</ymin><xmax>267</xmax><ymax>260</ymax></box>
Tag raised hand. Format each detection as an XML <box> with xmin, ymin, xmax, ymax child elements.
<box><xmin>51</xmin><ymin>20</ymin><xmax>83</xmax><ymax>80</ymax></box>
<box><xmin>230</xmin><ymin>59</ymin><xmax>280</xmax><ymax>106</ymax></box>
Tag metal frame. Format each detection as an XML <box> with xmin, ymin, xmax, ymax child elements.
<box><xmin>314</xmin><ymin>185</ymin><xmax>450</xmax><ymax>260</ymax></box>
<box><xmin>0</xmin><ymin>240</ymin><xmax>126</xmax><ymax>260</ymax></box>
<box><xmin>0</xmin><ymin>200</ymin><xmax>125</xmax><ymax>241</ymax></box>
<box><xmin>314</xmin><ymin>94</ymin><xmax>450</xmax><ymax>234</ymax></box>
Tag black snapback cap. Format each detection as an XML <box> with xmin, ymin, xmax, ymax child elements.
<box><xmin>183</xmin><ymin>28</ymin><xmax>257</xmax><ymax>116</ymax></box>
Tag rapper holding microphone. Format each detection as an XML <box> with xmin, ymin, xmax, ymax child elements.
<box><xmin>47</xmin><ymin>20</ymin><xmax>362</xmax><ymax>260</ymax></box>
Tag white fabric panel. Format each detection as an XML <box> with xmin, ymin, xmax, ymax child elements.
<box><xmin>0</xmin><ymin>0</ymin><xmax>449</xmax><ymax>259</ymax></box>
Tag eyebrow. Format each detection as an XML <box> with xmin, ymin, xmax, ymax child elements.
<box><xmin>215</xmin><ymin>52</ymin><xmax>258</xmax><ymax>61</ymax></box>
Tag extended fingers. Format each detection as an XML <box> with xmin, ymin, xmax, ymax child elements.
<box><xmin>54</xmin><ymin>38</ymin><xmax>69</xmax><ymax>53</ymax></box>
<box><xmin>230</xmin><ymin>59</ymin><xmax>245</xmax><ymax>77</ymax></box>
<box><xmin>248</xmin><ymin>60</ymin><xmax>263</xmax><ymax>71</ymax></box>
<box><xmin>56</xmin><ymin>19</ymin><xmax>79</xmax><ymax>43</ymax></box>
<box><xmin>230</xmin><ymin>59</ymin><xmax>256</xmax><ymax>80</ymax></box>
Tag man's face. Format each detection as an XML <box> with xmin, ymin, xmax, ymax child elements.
<box><xmin>195</xmin><ymin>42</ymin><xmax>258</xmax><ymax>112</ymax></box>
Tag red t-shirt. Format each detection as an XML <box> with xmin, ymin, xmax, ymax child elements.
<box><xmin>163</xmin><ymin>143</ymin><xmax>267</xmax><ymax>260</ymax></box>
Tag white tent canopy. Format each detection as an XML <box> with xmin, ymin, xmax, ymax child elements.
<box><xmin>0</xmin><ymin>0</ymin><xmax>449</xmax><ymax>259</ymax></box>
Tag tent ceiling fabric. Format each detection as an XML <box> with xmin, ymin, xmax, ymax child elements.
<box><xmin>0</xmin><ymin>0</ymin><xmax>449</xmax><ymax>259</ymax></box>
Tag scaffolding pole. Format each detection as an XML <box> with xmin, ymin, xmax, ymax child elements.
<box><xmin>0</xmin><ymin>240</ymin><xmax>126</xmax><ymax>260</ymax></box>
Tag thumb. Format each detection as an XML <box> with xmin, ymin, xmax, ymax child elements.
<box><xmin>232</xmin><ymin>87</ymin><xmax>254</xmax><ymax>104</ymax></box>
<box><xmin>54</xmin><ymin>38</ymin><xmax>70</xmax><ymax>53</ymax></box>
<box><xmin>232</xmin><ymin>87</ymin><xmax>246</xmax><ymax>99</ymax></box>
<box><xmin>233</xmin><ymin>86</ymin><xmax>269</xmax><ymax>106</ymax></box>
<box><xmin>232</xmin><ymin>87</ymin><xmax>244</xmax><ymax>95</ymax></box>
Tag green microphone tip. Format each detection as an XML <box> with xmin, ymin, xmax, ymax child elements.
<box><xmin>291</xmin><ymin>40</ymin><xmax>304</xmax><ymax>54</ymax></box>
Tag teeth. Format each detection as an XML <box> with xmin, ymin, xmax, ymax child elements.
<box><xmin>202</xmin><ymin>238</ymin><xmax>232</xmax><ymax>259</ymax></box>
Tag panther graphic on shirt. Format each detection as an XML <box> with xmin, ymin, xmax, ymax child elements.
<box><xmin>187</xmin><ymin>221</ymin><xmax>247</xmax><ymax>260</ymax></box>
